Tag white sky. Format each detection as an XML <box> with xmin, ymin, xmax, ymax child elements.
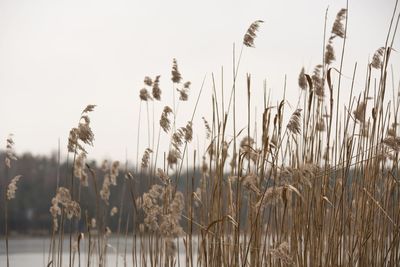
<box><xmin>0</xmin><ymin>0</ymin><xmax>399</xmax><ymax>164</ymax></box>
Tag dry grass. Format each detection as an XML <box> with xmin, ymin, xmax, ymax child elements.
<box><xmin>3</xmin><ymin>3</ymin><xmax>400</xmax><ymax>267</ymax></box>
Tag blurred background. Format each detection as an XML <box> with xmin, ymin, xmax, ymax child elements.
<box><xmin>0</xmin><ymin>0</ymin><xmax>399</xmax><ymax>233</ymax></box>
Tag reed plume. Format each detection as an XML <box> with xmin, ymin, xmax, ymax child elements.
<box><xmin>6</xmin><ymin>175</ymin><xmax>22</xmax><ymax>200</ymax></box>
<box><xmin>5</xmin><ymin>134</ymin><xmax>17</xmax><ymax>168</ymax></box>
<box><xmin>177</xmin><ymin>81</ymin><xmax>191</xmax><ymax>101</ymax></box>
<box><xmin>312</xmin><ymin>65</ymin><xmax>324</xmax><ymax>98</ymax></box>
<box><xmin>74</xmin><ymin>152</ymin><xmax>88</xmax><ymax>186</ymax></box>
<box><xmin>371</xmin><ymin>47</ymin><xmax>385</xmax><ymax>69</ymax></box>
<box><xmin>141</xmin><ymin>148</ymin><xmax>153</xmax><ymax>169</ymax></box>
<box><xmin>243</xmin><ymin>20</ymin><xmax>264</xmax><ymax>47</ymax></box>
<box><xmin>152</xmin><ymin>75</ymin><xmax>161</xmax><ymax>100</ymax></box>
<box><xmin>298</xmin><ymin>67</ymin><xmax>307</xmax><ymax>90</ymax></box>
<box><xmin>139</xmin><ymin>88</ymin><xmax>153</xmax><ymax>101</ymax></box>
<box><xmin>160</xmin><ymin>106</ymin><xmax>173</xmax><ymax>133</ymax></box>
<box><xmin>270</xmin><ymin>242</ymin><xmax>293</xmax><ymax>265</ymax></box>
<box><xmin>68</xmin><ymin>105</ymin><xmax>96</xmax><ymax>154</ymax></box>
<box><xmin>331</xmin><ymin>8</ymin><xmax>347</xmax><ymax>39</ymax></box>
<box><xmin>287</xmin><ymin>109</ymin><xmax>302</xmax><ymax>134</ymax></box>
<box><xmin>110</xmin><ymin>206</ymin><xmax>118</xmax><ymax>216</ymax></box>
<box><xmin>144</xmin><ymin>76</ymin><xmax>153</xmax><ymax>86</ymax></box>
<box><xmin>171</xmin><ymin>58</ymin><xmax>182</xmax><ymax>83</ymax></box>
<box><xmin>50</xmin><ymin>187</ymin><xmax>81</xmax><ymax>220</ymax></box>
<box><xmin>325</xmin><ymin>40</ymin><xmax>335</xmax><ymax>65</ymax></box>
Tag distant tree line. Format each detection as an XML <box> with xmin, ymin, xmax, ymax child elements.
<box><xmin>0</xmin><ymin>151</ymin><xmax>157</xmax><ymax>235</ymax></box>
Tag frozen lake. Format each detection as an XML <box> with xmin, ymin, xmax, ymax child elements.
<box><xmin>0</xmin><ymin>236</ymin><xmax>196</xmax><ymax>267</ymax></box>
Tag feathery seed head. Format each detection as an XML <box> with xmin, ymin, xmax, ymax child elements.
<box><xmin>160</xmin><ymin>106</ymin><xmax>173</xmax><ymax>133</ymax></box>
<box><xmin>172</xmin><ymin>131</ymin><xmax>183</xmax><ymax>148</ymax></box>
<box><xmin>110</xmin><ymin>161</ymin><xmax>120</xmax><ymax>185</ymax></box>
<box><xmin>243</xmin><ymin>20</ymin><xmax>264</xmax><ymax>47</ymax></box>
<box><xmin>157</xmin><ymin>168</ymin><xmax>170</xmax><ymax>184</ymax></box>
<box><xmin>7</xmin><ymin>175</ymin><xmax>22</xmax><ymax>200</ymax></box>
<box><xmin>383</xmin><ymin>136</ymin><xmax>400</xmax><ymax>151</ymax></box>
<box><xmin>56</xmin><ymin>187</ymin><xmax>72</xmax><ymax>205</ymax></box>
<box><xmin>298</xmin><ymin>67</ymin><xmax>307</xmax><ymax>90</ymax></box>
<box><xmin>287</xmin><ymin>109</ymin><xmax>302</xmax><ymax>135</ymax></box>
<box><xmin>240</xmin><ymin>137</ymin><xmax>258</xmax><ymax>162</ymax></box>
<box><xmin>100</xmin><ymin>174</ymin><xmax>111</xmax><ymax>204</ymax></box>
<box><xmin>68</xmin><ymin>105</ymin><xmax>96</xmax><ymax>154</ymax></box>
<box><xmin>242</xmin><ymin>173</ymin><xmax>261</xmax><ymax>195</ymax></box>
<box><xmin>144</xmin><ymin>76</ymin><xmax>153</xmax><ymax>86</ymax></box>
<box><xmin>78</xmin><ymin>122</ymin><xmax>95</xmax><ymax>146</ymax></box>
<box><xmin>74</xmin><ymin>152</ymin><xmax>88</xmax><ymax>187</ymax></box>
<box><xmin>177</xmin><ymin>88</ymin><xmax>188</xmax><ymax>101</ymax></box>
<box><xmin>371</xmin><ymin>47</ymin><xmax>385</xmax><ymax>69</ymax></box>
<box><xmin>353</xmin><ymin>101</ymin><xmax>366</xmax><ymax>123</ymax></box>
<box><xmin>82</xmin><ymin>105</ymin><xmax>96</xmax><ymax>114</ymax></box>
<box><xmin>5</xmin><ymin>134</ymin><xmax>17</xmax><ymax>168</ymax></box>
<box><xmin>67</xmin><ymin>128</ymin><xmax>79</xmax><ymax>153</ymax></box>
<box><xmin>312</xmin><ymin>65</ymin><xmax>324</xmax><ymax>98</ymax></box>
<box><xmin>331</xmin><ymin>8</ymin><xmax>347</xmax><ymax>38</ymax></box>
<box><xmin>171</xmin><ymin>58</ymin><xmax>182</xmax><ymax>83</ymax></box>
<box><xmin>110</xmin><ymin>206</ymin><xmax>118</xmax><ymax>216</ymax></box>
<box><xmin>65</xmin><ymin>200</ymin><xmax>81</xmax><ymax>220</ymax></box>
<box><xmin>139</xmin><ymin>88</ymin><xmax>153</xmax><ymax>101</ymax></box>
<box><xmin>141</xmin><ymin>148</ymin><xmax>153</xmax><ymax>169</ymax></box>
<box><xmin>167</xmin><ymin>149</ymin><xmax>180</xmax><ymax>167</ymax></box>
<box><xmin>325</xmin><ymin>41</ymin><xmax>336</xmax><ymax>65</ymax></box>
<box><xmin>152</xmin><ymin>75</ymin><xmax>161</xmax><ymax>100</ymax></box>
<box><xmin>183</xmin><ymin>122</ymin><xmax>193</xmax><ymax>143</ymax></box>
<box><xmin>50</xmin><ymin>187</ymin><xmax>80</xmax><ymax>221</ymax></box>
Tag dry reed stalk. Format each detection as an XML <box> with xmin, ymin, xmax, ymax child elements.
<box><xmin>11</xmin><ymin>4</ymin><xmax>400</xmax><ymax>266</ymax></box>
<box><xmin>3</xmin><ymin>134</ymin><xmax>21</xmax><ymax>267</ymax></box>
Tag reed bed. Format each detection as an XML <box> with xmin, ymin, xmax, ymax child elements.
<box><xmin>3</xmin><ymin>3</ymin><xmax>400</xmax><ymax>266</ymax></box>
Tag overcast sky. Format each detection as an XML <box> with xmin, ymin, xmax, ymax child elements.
<box><xmin>0</xmin><ymin>0</ymin><xmax>399</xmax><ymax>164</ymax></box>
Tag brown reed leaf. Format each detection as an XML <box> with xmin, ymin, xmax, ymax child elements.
<box><xmin>305</xmin><ymin>74</ymin><xmax>313</xmax><ymax>91</ymax></box>
<box><xmin>327</xmin><ymin>67</ymin><xmax>333</xmax><ymax>93</ymax></box>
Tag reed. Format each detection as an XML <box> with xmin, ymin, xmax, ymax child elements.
<box><xmin>3</xmin><ymin>3</ymin><xmax>400</xmax><ymax>266</ymax></box>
